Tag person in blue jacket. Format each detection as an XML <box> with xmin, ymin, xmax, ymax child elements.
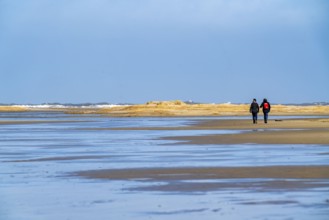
<box><xmin>260</xmin><ymin>98</ymin><xmax>271</xmax><ymax>123</ymax></box>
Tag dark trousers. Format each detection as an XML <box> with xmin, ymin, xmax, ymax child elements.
<box><xmin>252</xmin><ymin>112</ymin><xmax>258</xmax><ymax>124</ymax></box>
<box><xmin>263</xmin><ymin>112</ymin><xmax>269</xmax><ymax>123</ymax></box>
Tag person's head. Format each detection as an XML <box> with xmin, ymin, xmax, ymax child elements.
<box><xmin>253</xmin><ymin>98</ymin><xmax>257</xmax><ymax>102</ymax></box>
<box><xmin>263</xmin><ymin>98</ymin><xmax>268</xmax><ymax>102</ymax></box>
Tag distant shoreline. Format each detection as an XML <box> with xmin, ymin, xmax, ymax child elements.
<box><xmin>82</xmin><ymin>117</ymin><xmax>329</xmax><ymax>145</ymax></box>
<box><xmin>1</xmin><ymin>100</ymin><xmax>329</xmax><ymax>116</ymax></box>
<box><xmin>1</xmin><ymin>100</ymin><xmax>329</xmax><ymax>107</ymax></box>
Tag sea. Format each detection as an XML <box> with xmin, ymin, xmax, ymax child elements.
<box><xmin>1</xmin><ymin>110</ymin><xmax>329</xmax><ymax>220</ymax></box>
<box><xmin>1</xmin><ymin>101</ymin><xmax>329</xmax><ymax>109</ymax></box>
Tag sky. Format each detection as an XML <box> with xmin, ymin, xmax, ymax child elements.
<box><xmin>0</xmin><ymin>0</ymin><xmax>328</xmax><ymax>104</ymax></box>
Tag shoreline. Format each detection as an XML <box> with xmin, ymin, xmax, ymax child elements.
<box><xmin>1</xmin><ymin>101</ymin><xmax>329</xmax><ymax>117</ymax></box>
<box><xmin>161</xmin><ymin>129</ymin><xmax>329</xmax><ymax>145</ymax></box>
<box><xmin>74</xmin><ymin>166</ymin><xmax>329</xmax><ymax>192</ymax></box>
<box><xmin>71</xmin><ymin>117</ymin><xmax>329</xmax><ymax>190</ymax></box>
<box><xmin>76</xmin><ymin>117</ymin><xmax>329</xmax><ymax>145</ymax></box>
<box><xmin>159</xmin><ymin>118</ymin><xmax>329</xmax><ymax>145</ymax></box>
<box><xmin>0</xmin><ymin>120</ymin><xmax>87</xmax><ymax>125</ymax></box>
<box><xmin>75</xmin><ymin>166</ymin><xmax>329</xmax><ymax>180</ymax></box>
<box><xmin>2</xmin><ymin>117</ymin><xmax>328</xmax><ymax>145</ymax></box>
<box><xmin>2</xmin><ymin>105</ymin><xmax>329</xmax><ymax>218</ymax></box>
<box><xmin>72</xmin><ymin>117</ymin><xmax>329</xmax><ymax>192</ymax></box>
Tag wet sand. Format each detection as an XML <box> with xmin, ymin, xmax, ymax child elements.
<box><xmin>190</xmin><ymin>117</ymin><xmax>329</xmax><ymax>130</ymax></box>
<box><xmin>75</xmin><ymin>166</ymin><xmax>329</xmax><ymax>192</ymax></box>
<box><xmin>160</xmin><ymin>118</ymin><xmax>329</xmax><ymax>145</ymax></box>
<box><xmin>162</xmin><ymin>129</ymin><xmax>329</xmax><ymax>145</ymax></box>
<box><xmin>76</xmin><ymin>166</ymin><xmax>329</xmax><ymax>180</ymax></box>
<box><xmin>2</xmin><ymin>113</ymin><xmax>329</xmax><ymax>219</ymax></box>
<box><xmin>74</xmin><ymin>117</ymin><xmax>329</xmax><ymax>193</ymax></box>
<box><xmin>0</xmin><ymin>120</ymin><xmax>84</xmax><ymax>125</ymax></box>
<box><xmin>7</xmin><ymin>155</ymin><xmax>111</xmax><ymax>163</ymax></box>
<box><xmin>87</xmin><ymin>118</ymin><xmax>329</xmax><ymax>145</ymax></box>
<box><xmin>3</xmin><ymin>117</ymin><xmax>328</xmax><ymax>146</ymax></box>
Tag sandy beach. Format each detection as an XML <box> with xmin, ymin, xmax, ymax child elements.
<box><xmin>83</xmin><ymin>101</ymin><xmax>329</xmax><ymax>116</ymax></box>
<box><xmin>2</xmin><ymin>101</ymin><xmax>329</xmax><ymax>117</ymax></box>
<box><xmin>0</xmin><ymin>106</ymin><xmax>27</xmax><ymax>112</ymax></box>
<box><xmin>2</xmin><ymin>108</ymin><xmax>329</xmax><ymax>219</ymax></box>
<box><xmin>163</xmin><ymin>129</ymin><xmax>329</xmax><ymax>145</ymax></box>
<box><xmin>3</xmin><ymin>1</ymin><xmax>329</xmax><ymax>218</ymax></box>
<box><xmin>159</xmin><ymin>118</ymin><xmax>329</xmax><ymax>145</ymax></box>
<box><xmin>75</xmin><ymin>165</ymin><xmax>329</xmax><ymax>181</ymax></box>
<box><xmin>74</xmin><ymin>117</ymin><xmax>329</xmax><ymax>192</ymax></box>
<box><xmin>75</xmin><ymin>166</ymin><xmax>329</xmax><ymax>192</ymax></box>
<box><xmin>87</xmin><ymin>117</ymin><xmax>329</xmax><ymax>145</ymax></box>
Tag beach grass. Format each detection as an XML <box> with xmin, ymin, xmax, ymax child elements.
<box><xmin>91</xmin><ymin>101</ymin><xmax>329</xmax><ymax>116</ymax></box>
<box><xmin>0</xmin><ymin>106</ymin><xmax>27</xmax><ymax>112</ymax></box>
<box><xmin>2</xmin><ymin>101</ymin><xmax>329</xmax><ymax>116</ymax></box>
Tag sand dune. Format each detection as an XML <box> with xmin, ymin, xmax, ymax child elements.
<box><xmin>92</xmin><ymin>100</ymin><xmax>329</xmax><ymax>116</ymax></box>
<box><xmin>0</xmin><ymin>106</ymin><xmax>27</xmax><ymax>112</ymax></box>
<box><xmin>2</xmin><ymin>100</ymin><xmax>329</xmax><ymax>116</ymax></box>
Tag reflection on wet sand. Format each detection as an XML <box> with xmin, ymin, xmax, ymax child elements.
<box><xmin>74</xmin><ymin>166</ymin><xmax>329</xmax><ymax>192</ymax></box>
<box><xmin>0</xmin><ymin>120</ymin><xmax>87</xmax><ymax>125</ymax></box>
<box><xmin>1</xmin><ymin>114</ymin><xmax>329</xmax><ymax>220</ymax></box>
<box><xmin>7</xmin><ymin>155</ymin><xmax>111</xmax><ymax>162</ymax></box>
<box><xmin>75</xmin><ymin>166</ymin><xmax>329</xmax><ymax>180</ymax></box>
<box><xmin>130</xmin><ymin>180</ymin><xmax>329</xmax><ymax>193</ymax></box>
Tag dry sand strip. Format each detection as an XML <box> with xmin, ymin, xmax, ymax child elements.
<box><xmin>74</xmin><ymin>166</ymin><xmax>329</xmax><ymax>180</ymax></box>
<box><xmin>81</xmin><ymin>118</ymin><xmax>329</xmax><ymax>131</ymax></box>
<box><xmin>131</xmin><ymin>180</ymin><xmax>329</xmax><ymax>193</ymax></box>
<box><xmin>74</xmin><ymin>166</ymin><xmax>329</xmax><ymax>192</ymax></box>
<box><xmin>162</xmin><ymin>129</ymin><xmax>329</xmax><ymax>145</ymax></box>
<box><xmin>0</xmin><ymin>106</ymin><xmax>27</xmax><ymax>112</ymax></box>
<box><xmin>161</xmin><ymin>118</ymin><xmax>329</xmax><ymax>145</ymax></box>
<box><xmin>81</xmin><ymin>118</ymin><xmax>329</xmax><ymax>145</ymax></box>
<box><xmin>191</xmin><ymin>118</ymin><xmax>329</xmax><ymax>130</ymax></box>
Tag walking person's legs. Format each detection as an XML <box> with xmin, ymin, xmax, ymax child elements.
<box><xmin>252</xmin><ymin>113</ymin><xmax>257</xmax><ymax>124</ymax></box>
<box><xmin>264</xmin><ymin>112</ymin><xmax>268</xmax><ymax>123</ymax></box>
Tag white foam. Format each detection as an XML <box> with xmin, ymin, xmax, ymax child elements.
<box><xmin>13</xmin><ymin>104</ymin><xmax>66</xmax><ymax>109</ymax></box>
<box><xmin>12</xmin><ymin>104</ymin><xmax>130</xmax><ymax>109</ymax></box>
<box><xmin>81</xmin><ymin>104</ymin><xmax>130</xmax><ymax>108</ymax></box>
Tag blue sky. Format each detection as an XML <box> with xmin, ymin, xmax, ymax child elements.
<box><xmin>1</xmin><ymin>0</ymin><xmax>328</xmax><ymax>104</ymax></box>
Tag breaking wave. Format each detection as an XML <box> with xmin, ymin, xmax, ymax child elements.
<box><xmin>7</xmin><ymin>103</ymin><xmax>131</xmax><ymax>109</ymax></box>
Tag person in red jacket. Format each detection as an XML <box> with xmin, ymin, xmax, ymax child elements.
<box><xmin>260</xmin><ymin>98</ymin><xmax>271</xmax><ymax>123</ymax></box>
<box><xmin>249</xmin><ymin>98</ymin><xmax>259</xmax><ymax>124</ymax></box>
